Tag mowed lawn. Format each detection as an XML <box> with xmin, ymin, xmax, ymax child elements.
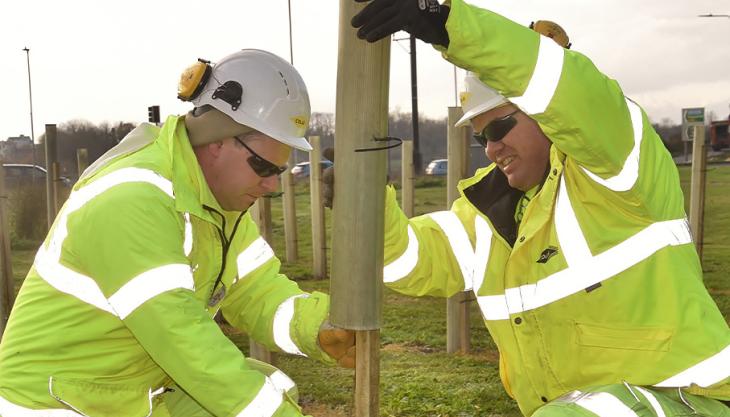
<box><xmin>8</xmin><ymin>165</ymin><xmax>730</xmax><ymax>417</ymax></box>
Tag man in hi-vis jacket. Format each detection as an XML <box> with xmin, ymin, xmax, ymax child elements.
<box><xmin>352</xmin><ymin>0</ymin><xmax>730</xmax><ymax>415</ymax></box>
<box><xmin>0</xmin><ymin>49</ymin><xmax>355</xmax><ymax>417</ymax></box>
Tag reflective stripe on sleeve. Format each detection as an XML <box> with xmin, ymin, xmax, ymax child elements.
<box><xmin>272</xmin><ymin>294</ymin><xmax>308</xmax><ymax>357</ymax></box>
<box><xmin>633</xmin><ymin>387</ymin><xmax>667</xmax><ymax>417</ymax></box>
<box><xmin>236</xmin><ymin>237</ymin><xmax>275</xmax><ymax>282</ymax></box>
<box><xmin>34</xmin><ymin>247</ymin><xmax>117</xmax><ymax>315</ymax></box>
<box><xmin>383</xmin><ymin>225</ymin><xmax>419</xmax><ymax>283</ymax></box>
<box><xmin>235</xmin><ymin>377</ymin><xmax>283</xmax><ymax>417</ymax></box>
<box><xmin>654</xmin><ymin>344</ymin><xmax>730</xmax><ymax>388</ymax></box>
<box><xmin>269</xmin><ymin>370</ymin><xmax>296</xmax><ymax>393</ymax></box>
<box><xmin>511</xmin><ymin>36</ymin><xmax>565</xmax><ymax>115</ymax></box>
<box><xmin>574</xmin><ymin>391</ymin><xmax>638</xmax><ymax>417</ymax></box>
<box><xmin>108</xmin><ymin>264</ymin><xmax>195</xmax><ymax>319</ymax></box>
<box><xmin>581</xmin><ymin>99</ymin><xmax>644</xmax><ymax>191</ymax></box>
<box><xmin>428</xmin><ymin>211</ymin><xmax>475</xmax><ymax>291</ymax></box>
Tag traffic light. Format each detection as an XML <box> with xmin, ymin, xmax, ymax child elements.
<box><xmin>147</xmin><ymin>105</ymin><xmax>160</xmax><ymax>124</ymax></box>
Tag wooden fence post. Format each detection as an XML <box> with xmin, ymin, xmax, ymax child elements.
<box><xmin>44</xmin><ymin>124</ymin><xmax>58</xmax><ymax>229</ymax></box>
<box><xmin>446</xmin><ymin>106</ymin><xmax>471</xmax><ymax>354</ymax></box>
<box><xmin>282</xmin><ymin>155</ymin><xmax>299</xmax><ymax>263</ymax></box>
<box><xmin>309</xmin><ymin>136</ymin><xmax>327</xmax><ymax>279</ymax></box>
<box><xmin>0</xmin><ymin>164</ymin><xmax>15</xmax><ymax>338</ymax></box>
<box><xmin>689</xmin><ymin>125</ymin><xmax>707</xmax><ymax>260</ymax></box>
<box><xmin>331</xmin><ymin>1</ymin><xmax>390</xmax><ymax>414</ymax></box>
<box><xmin>401</xmin><ymin>140</ymin><xmax>415</xmax><ymax>218</ymax></box>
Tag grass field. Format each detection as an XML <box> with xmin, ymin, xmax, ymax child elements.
<box><xmin>7</xmin><ymin>166</ymin><xmax>730</xmax><ymax>417</ymax></box>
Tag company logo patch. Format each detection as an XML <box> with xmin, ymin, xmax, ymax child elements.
<box><xmin>536</xmin><ymin>246</ymin><xmax>558</xmax><ymax>264</ymax></box>
<box><xmin>292</xmin><ymin>116</ymin><xmax>308</xmax><ymax>128</ymax></box>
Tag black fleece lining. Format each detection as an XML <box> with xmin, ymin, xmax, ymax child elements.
<box><xmin>462</xmin><ymin>168</ymin><xmax>523</xmax><ymax>247</ymax></box>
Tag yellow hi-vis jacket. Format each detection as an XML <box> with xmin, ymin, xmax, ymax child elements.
<box><xmin>0</xmin><ymin>116</ymin><xmax>334</xmax><ymax>417</ymax></box>
<box><xmin>381</xmin><ymin>1</ymin><xmax>730</xmax><ymax>415</ymax></box>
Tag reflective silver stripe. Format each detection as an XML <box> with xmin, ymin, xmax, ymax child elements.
<box><xmin>575</xmin><ymin>391</ymin><xmax>638</xmax><ymax>417</ymax></box>
<box><xmin>108</xmin><ymin>264</ymin><xmax>195</xmax><ymax>319</ymax></box>
<box><xmin>272</xmin><ymin>295</ymin><xmax>308</xmax><ymax>357</ymax></box>
<box><xmin>383</xmin><ymin>225</ymin><xmax>419</xmax><ymax>283</ymax></box>
<box><xmin>0</xmin><ymin>394</ymin><xmax>83</xmax><ymax>417</ymax></box>
<box><xmin>269</xmin><ymin>370</ymin><xmax>296</xmax><ymax>393</ymax></box>
<box><xmin>183</xmin><ymin>212</ymin><xmax>193</xmax><ymax>256</ymax></box>
<box><xmin>477</xmin><ymin>217</ymin><xmax>691</xmax><ymax>320</ymax></box>
<box><xmin>655</xmin><ymin>343</ymin><xmax>730</xmax><ymax>388</ymax></box>
<box><xmin>633</xmin><ymin>386</ymin><xmax>666</xmax><ymax>417</ymax></box>
<box><xmin>471</xmin><ymin>216</ymin><xmax>492</xmax><ymax>293</ymax></box>
<box><xmin>236</xmin><ymin>237</ymin><xmax>275</xmax><ymax>282</ymax></box>
<box><xmin>581</xmin><ymin>99</ymin><xmax>644</xmax><ymax>191</ymax></box>
<box><xmin>34</xmin><ymin>246</ymin><xmax>117</xmax><ymax>314</ymax></box>
<box><xmin>511</xmin><ymin>36</ymin><xmax>565</xmax><ymax>115</ymax></box>
<box><xmin>235</xmin><ymin>377</ymin><xmax>283</xmax><ymax>417</ymax></box>
<box><xmin>555</xmin><ymin>178</ymin><xmax>592</xmax><ymax>267</ymax></box>
<box><xmin>428</xmin><ymin>211</ymin><xmax>475</xmax><ymax>291</ymax></box>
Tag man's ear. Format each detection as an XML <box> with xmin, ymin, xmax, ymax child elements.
<box><xmin>207</xmin><ymin>140</ymin><xmax>225</xmax><ymax>158</ymax></box>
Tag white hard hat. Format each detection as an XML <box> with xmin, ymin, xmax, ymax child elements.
<box><xmin>188</xmin><ymin>49</ymin><xmax>312</xmax><ymax>151</ymax></box>
<box><xmin>454</xmin><ymin>72</ymin><xmax>508</xmax><ymax>128</ymax></box>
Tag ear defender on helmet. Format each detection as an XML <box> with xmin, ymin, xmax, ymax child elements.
<box><xmin>178</xmin><ymin>59</ymin><xmax>212</xmax><ymax>101</ymax></box>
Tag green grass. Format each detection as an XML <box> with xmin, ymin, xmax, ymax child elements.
<box><xmin>8</xmin><ymin>167</ymin><xmax>730</xmax><ymax>417</ymax></box>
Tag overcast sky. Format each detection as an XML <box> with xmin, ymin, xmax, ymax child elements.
<box><xmin>1</xmin><ymin>0</ymin><xmax>729</xmax><ymax>142</ymax></box>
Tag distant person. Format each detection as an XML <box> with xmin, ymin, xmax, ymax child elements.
<box><xmin>348</xmin><ymin>1</ymin><xmax>730</xmax><ymax>416</ymax></box>
<box><xmin>0</xmin><ymin>49</ymin><xmax>355</xmax><ymax>417</ymax></box>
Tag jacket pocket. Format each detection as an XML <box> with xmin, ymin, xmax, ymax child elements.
<box><xmin>49</xmin><ymin>376</ymin><xmax>156</xmax><ymax>417</ymax></box>
<box><xmin>575</xmin><ymin>322</ymin><xmax>674</xmax><ymax>351</ymax></box>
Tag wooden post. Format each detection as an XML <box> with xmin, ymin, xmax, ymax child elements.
<box><xmin>76</xmin><ymin>148</ymin><xmax>89</xmax><ymax>178</ymax></box>
<box><xmin>401</xmin><ymin>140</ymin><xmax>415</xmax><ymax>218</ymax></box>
<box><xmin>0</xmin><ymin>164</ymin><xmax>15</xmax><ymax>337</ymax></box>
<box><xmin>689</xmin><ymin>125</ymin><xmax>707</xmax><ymax>260</ymax></box>
<box><xmin>446</xmin><ymin>106</ymin><xmax>471</xmax><ymax>354</ymax></box>
<box><xmin>44</xmin><ymin>124</ymin><xmax>58</xmax><ymax>229</ymax></box>
<box><xmin>331</xmin><ymin>2</ymin><xmax>389</xmax><ymax>415</ymax></box>
<box><xmin>309</xmin><ymin>136</ymin><xmax>327</xmax><ymax>279</ymax></box>
<box><xmin>249</xmin><ymin>198</ymin><xmax>274</xmax><ymax>364</ymax></box>
<box><xmin>281</xmin><ymin>154</ymin><xmax>299</xmax><ymax>263</ymax></box>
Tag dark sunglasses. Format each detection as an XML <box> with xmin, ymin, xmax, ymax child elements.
<box><xmin>472</xmin><ymin>109</ymin><xmax>520</xmax><ymax>147</ymax></box>
<box><xmin>233</xmin><ymin>136</ymin><xmax>288</xmax><ymax>178</ymax></box>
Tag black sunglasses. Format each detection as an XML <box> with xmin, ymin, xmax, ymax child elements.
<box><xmin>233</xmin><ymin>136</ymin><xmax>288</xmax><ymax>178</ymax></box>
<box><xmin>472</xmin><ymin>109</ymin><xmax>520</xmax><ymax>147</ymax></box>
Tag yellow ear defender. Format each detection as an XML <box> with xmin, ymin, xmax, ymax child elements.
<box><xmin>177</xmin><ymin>59</ymin><xmax>212</xmax><ymax>101</ymax></box>
<box><xmin>530</xmin><ymin>20</ymin><xmax>571</xmax><ymax>49</ymax></box>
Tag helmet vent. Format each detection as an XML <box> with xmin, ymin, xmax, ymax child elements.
<box><xmin>212</xmin><ymin>81</ymin><xmax>243</xmax><ymax>111</ymax></box>
<box><xmin>278</xmin><ymin>71</ymin><xmax>290</xmax><ymax>95</ymax></box>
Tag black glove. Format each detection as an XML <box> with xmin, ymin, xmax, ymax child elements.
<box><xmin>351</xmin><ymin>0</ymin><xmax>450</xmax><ymax>47</ymax></box>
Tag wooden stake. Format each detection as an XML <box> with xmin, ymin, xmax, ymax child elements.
<box><xmin>689</xmin><ymin>125</ymin><xmax>707</xmax><ymax>260</ymax></box>
<box><xmin>76</xmin><ymin>148</ymin><xmax>89</xmax><ymax>178</ymax></box>
<box><xmin>401</xmin><ymin>140</ymin><xmax>414</xmax><ymax>218</ymax></box>
<box><xmin>282</xmin><ymin>154</ymin><xmax>299</xmax><ymax>263</ymax></box>
<box><xmin>44</xmin><ymin>124</ymin><xmax>58</xmax><ymax>229</ymax></box>
<box><xmin>0</xmin><ymin>163</ymin><xmax>15</xmax><ymax>337</ymax></box>
<box><xmin>332</xmin><ymin>1</ymin><xmax>389</xmax><ymax>415</ymax></box>
<box><xmin>446</xmin><ymin>106</ymin><xmax>471</xmax><ymax>354</ymax></box>
<box><xmin>309</xmin><ymin>136</ymin><xmax>327</xmax><ymax>279</ymax></box>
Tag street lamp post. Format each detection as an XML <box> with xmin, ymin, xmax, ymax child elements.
<box><xmin>22</xmin><ymin>47</ymin><xmax>37</xmax><ymax>181</ymax></box>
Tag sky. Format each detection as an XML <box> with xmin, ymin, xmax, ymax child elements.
<box><xmin>1</xmin><ymin>0</ymin><xmax>729</xmax><ymax>143</ymax></box>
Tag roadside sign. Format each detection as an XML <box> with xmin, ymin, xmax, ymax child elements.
<box><xmin>682</xmin><ymin>107</ymin><xmax>704</xmax><ymax>142</ymax></box>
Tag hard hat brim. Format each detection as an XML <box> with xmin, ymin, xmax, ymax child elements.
<box><xmin>454</xmin><ymin>95</ymin><xmax>509</xmax><ymax>128</ymax></box>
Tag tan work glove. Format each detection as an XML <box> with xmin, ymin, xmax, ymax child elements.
<box><xmin>318</xmin><ymin>321</ymin><xmax>356</xmax><ymax>368</ymax></box>
<box><xmin>322</xmin><ymin>148</ymin><xmax>335</xmax><ymax>209</ymax></box>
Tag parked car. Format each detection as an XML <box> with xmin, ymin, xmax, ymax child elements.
<box><xmin>425</xmin><ymin>159</ymin><xmax>448</xmax><ymax>176</ymax></box>
<box><xmin>290</xmin><ymin>160</ymin><xmax>333</xmax><ymax>180</ymax></box>
<box><xmin>2</xmin><ymin>163</ymin><xmax>73</xmax><ymax>188</ymax></box>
